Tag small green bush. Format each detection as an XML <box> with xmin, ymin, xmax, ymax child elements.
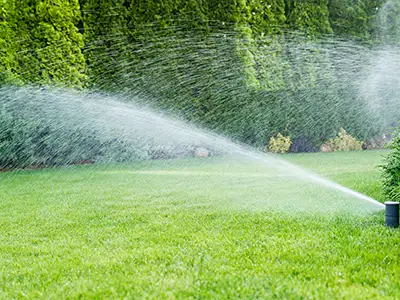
<box><xmin>381</xmin><ymin>130</ymin><xmax>400</xmax><ymax>201</ymax></box>
<box><xmin>266</xmin><ymin>133</ymin><xmax>292</xmax><ymax>153</ymax></box>
<box><xmin>320</xmin><ymin>128</ymin><xmax>363</xmax><ymax>152</ymax></box>
<box><xmin>0</xmin><ymin>88</ymin><xmax>150</xmax><ymax>169</ymax></box>
<box><xmin>363</xmin><ymin>134</ymin><xmax>391</xmax><ymax>150</ymax></box>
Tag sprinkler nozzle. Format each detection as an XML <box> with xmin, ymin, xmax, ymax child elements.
<box><xmin>385</xmin><ymin>201</ymin><xmax>399</xmax><ymax>228</ymax></box>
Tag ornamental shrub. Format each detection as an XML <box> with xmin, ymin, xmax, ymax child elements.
<box><xmin>266</xmin><ymin>133</ymin><xmax>292</xmax><ymax>153</ymax></box>
<box><xmin>0</xmin><ymin>87</ymin><xmax>149</xmax><ymax>169</ymax></box>
<box><xmin>320</xmin><ymin>128</ymin><xmax>363</xmax><ymax>152</ymax></box>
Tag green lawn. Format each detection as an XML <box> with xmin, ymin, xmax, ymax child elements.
<box><xmin>1</xmin><ymin>150</ymin><xmax>400</xmax><ymax>299</ymax></box>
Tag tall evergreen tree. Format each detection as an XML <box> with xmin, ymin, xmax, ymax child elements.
<box><xmin>80</xmin><ymin>0</ymin><xmax>128</xmax><ymax>89</ymax></box>
<box><xmin>7</xmin><ymin>0</ymin><xmax>41</xmax><ymax>84</ymax></box>
<box><xmin>34</xmin><ymin>0</ymin><xmax>86</xmax><ymax>86</ymax></box>
<box><xmin>0</xmin><ymin>0</ymin><xmax>20</xmax><ymax>84</ymax></box>
<box><xmin>246</xmin><ymin>0</ymin><xmax>287</xmax><ymax>91</ymax></box>
<box><xmin>2</xmin><ymin>0</ymin><xmax>86</xmax><ymax>86</ymax></box>
<box><xmin>285</xmin><ymin>0</ymin><xmax>332</xmax><ymax>35</ymax></box>
<box><xmin>328</xmin><ymin>0</ymin><xmax>370</xmax><ymax>39</ymax></box>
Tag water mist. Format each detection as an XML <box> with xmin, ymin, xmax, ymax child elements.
<box><xmin>0</xmin><ymin>87</ymin><xmax>385</xmax><ymax>214</ymax></box>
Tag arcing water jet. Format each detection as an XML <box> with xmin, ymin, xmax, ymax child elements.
<box><xmin>0</xmin><ymin>87</ymin><xmax>386</xmax><ymax>214</ymax></box>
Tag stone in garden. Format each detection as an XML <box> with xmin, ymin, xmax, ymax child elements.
<box><xmin>195</xmin><ymin>147</ymin><xmax>209</xmax><ymax>157</ymax></box>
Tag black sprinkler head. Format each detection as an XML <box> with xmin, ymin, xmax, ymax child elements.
<box><xmin>385</xmin><ymin>202</ymin><xmax>399</xmax><ymax>228</ymax></box>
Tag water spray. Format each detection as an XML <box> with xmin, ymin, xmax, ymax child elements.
<box><xmin>385</xmin><ymin>202</ymin><xmax>399</xmax><ymax>228</ymax></box>
<box><xmin>0</xmin><ymin>87</ymin><xmax>388</xmax><ymax>214</ymax></box>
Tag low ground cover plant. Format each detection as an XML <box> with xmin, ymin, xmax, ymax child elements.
<box><xmin>0</xmin><ymin>150</ymin><xmax>394</xmax><ymax>299</ymax></box>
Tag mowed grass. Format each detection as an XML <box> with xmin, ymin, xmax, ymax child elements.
<box><xmin>1</xmin><ymin>150</ymin><xmax>400</xmax><ymax>299</ymax></box>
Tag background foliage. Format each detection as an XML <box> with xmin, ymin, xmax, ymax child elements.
<box><xmin>0</xmin><ymin>0</ymin><xmax>399</xmax><ymax>169</ymax></box>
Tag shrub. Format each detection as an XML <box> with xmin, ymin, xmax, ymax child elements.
<box><xmin>0</xmin><ymin>88</ymin><xmax>149</xmax><ymax>169</ymax></box>
<box><xmin>289</xmin><ymin>136</ymin><xmax>318</xmax><ymax>153</ymax></box>
<box><xmin>381</xmin><ymin>130</ymin><xmax>400</xmax><ymax>201</ymax></box>
<box><xmin>0</xmin><ymin>115</ymin><xmax>149</xmax><ymax>169</ymax></box>
<box><xmin>266</xmin><ymin>133</ymin><xmax>292</xmax><ymax>153</ymax></box>
<box><xmin>362</xmin><ymin>134</ymin><xmax>391</xmax><ymax>150</ymax></box>
<box><xmin>320</xmin><ymin>128</ymin><xmax>363</xmax><ymax>152</ymax></box>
